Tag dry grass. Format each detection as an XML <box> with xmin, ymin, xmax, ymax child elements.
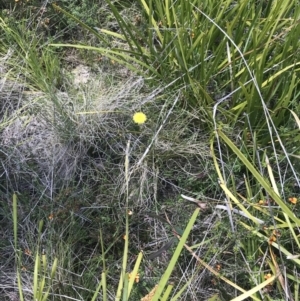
<box><xmin>0</xmin><ymin>52</ymin><xmax>216</xmax><ymax>300</ymax></box>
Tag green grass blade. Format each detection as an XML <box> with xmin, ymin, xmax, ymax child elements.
<box><xmin>217</xmin><ymin>129</ymin><xmax>300</xmax><ymax>226</ymax></box>
<box><xmin>127</xmin><ymin>252</ymin><xmax>143</xmax><ymax>298</ymax></box>
<box><xmin>139</xmin><ymin>0</ymin><xmax>163</xmax><ymax>42</ymax></box>
<box><xmin>33</xmin><ymin>252</ymin><xmax>39</xmax><ymax>300</ymax></box>
<box><xmin>151</xmin><ymin>208</ymin><xmax>200</xmax><ymax>301</ymax></box>
<box><xmin>122</xmin><ymin>273</ymin><xmax>129</xmax><ymax>301</ymax></box>
<box><xmin>230</xmin><ymin>275</ymin><xmax>276</xmax><ymax>301</ymax></box>
<box><xmin>17</xmin><ymin>271</ymin><xmax>24</xmax><ymax>301</ymax></box>
<box><xmin>12</xmin><ymin>193</ymin><xmax>17</xmax><ymax>249</ymax></box>
<box><xmin>91</xmin><ymin>275</ymin><xmax>103</xmax><ymax>301</ymax></box>
<box><xmin>50</xmin><ymin>43</ymin><xmax>157</xmax><ymax>76</ymax></box>
<box><xmin>161</xmin><ymin>283</ymin><xmax>173</xmax><ymax>301</ymax></box>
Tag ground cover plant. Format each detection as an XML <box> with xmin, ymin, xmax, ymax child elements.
<box><xmin>1</xmin><ymin>0</ymin><xmax>300</xmax><ymax>300</ymax></box>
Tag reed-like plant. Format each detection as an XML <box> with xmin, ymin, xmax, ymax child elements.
<box><xmin>51</xmin><ymin>1</ymin><xmax>300</xmax><ymax>134</ymax></box>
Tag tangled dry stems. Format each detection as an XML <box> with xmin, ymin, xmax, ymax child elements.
<box><xmin>0</xmin><ymin>59</ymin><xmax>218</xmax><ymax>300</ymax></box>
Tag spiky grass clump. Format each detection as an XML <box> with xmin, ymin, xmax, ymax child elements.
<box><xmin>52</xmin><ymin>0</ymin><xmax>300</xmax><ymax>138</ymax></box>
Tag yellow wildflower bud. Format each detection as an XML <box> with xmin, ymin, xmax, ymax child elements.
<box><xmin>133</xmin><ymin>112</ymin><xmax>147</xmax><ymax>124</ymax></box>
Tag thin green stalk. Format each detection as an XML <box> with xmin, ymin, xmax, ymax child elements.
<box><xmin>151</xmin><ymin>208</ymin><xmax>200</xmax><ymax>301</ymax></box>
<box><xmin>115</xmin><ymin>140</ymin><xmax>131</xmax><ymax>301</ymax></box>
<box><xmin>13</xmin><ymin>193</ymin><xmax>17</xmax><ymax>249</ymax></box>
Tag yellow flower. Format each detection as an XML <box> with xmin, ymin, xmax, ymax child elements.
<box><xmin>133</xmin><ymin>112</ymin><xmax>147</xmax><ymax>124</ymax></box>
<box><xmin>264</xmin><ymin>273</ymin><xmax>272</xmax><ymax>280</ymax></box>
<box><xmin>269</xmin><ymin>235</ymin><xmax>276</xmax><ymax>244</ymax></box>
<box><xmin>289</xmin><ymin>197</ymin><xmax>297</xmax><ymax>204</ymax></box>
<box><xmin>128</xmin><ymin>272</ymin><xmax>140</xmax><ymax>283</ymax></box>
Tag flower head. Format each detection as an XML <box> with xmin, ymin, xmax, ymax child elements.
<box><xmin>289</xmin><ymin>197</ymin><xmax>297</xmax><ymax>204</ymax></box>
<box><xmin>269</xmin><ymin>235</ymin><xmax>276</xmax><ymax>244</ymax></box>
<box><xmin>133</xmin><ymin>112</ymin><xmax>147</xmax><ymax>124</ymax></box>
<box><xmin>128</xmin><ymin>272</ymin><xmax>140</xmax><ymax>283</ymax></box>
<box><xmin>264</xmin><ymin>273</ymin><xmax>272</xmax><ymax>280</ymax></box>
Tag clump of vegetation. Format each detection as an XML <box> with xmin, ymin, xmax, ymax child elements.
<box><xmin>1</xmin><ymin>0</ymin><xmax>300</xmax><ymax>300</ymax></box>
